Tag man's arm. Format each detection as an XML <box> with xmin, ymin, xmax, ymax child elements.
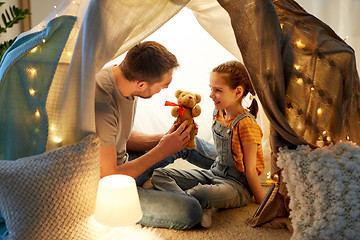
<box><xmin>100</xmin><ymin>121</ymin><xmax>192</xmax><ymax>178</ymax></box>
<box><xmin>126</xmin><ymin>130</ymin><xmax>163</xmax><ymax>152</ymax></box>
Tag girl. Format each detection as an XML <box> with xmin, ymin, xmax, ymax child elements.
<box><xmin>150</xmin><ymin>61</ymin><xmax>265</xmax><ymax>228</ymax></box>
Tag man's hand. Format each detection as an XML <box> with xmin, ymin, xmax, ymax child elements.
<box><xmin>171</xmin><ymin>119</ymin><xmax>198</xmax><ymax>135</ymax></box>
<box><xmin>157</xmin><ymin>120</ymin><xmax>192</xmax><ymax>157</ymax></box>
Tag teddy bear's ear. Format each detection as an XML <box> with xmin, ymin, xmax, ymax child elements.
<box><xmin>175</xmin><ymin>90</ymin><xmax>183</xmax><ymax>98</ymax></box>
<box><xmin>195</xmin><ymin>94</ymin><xmax>201</xmax><ymax>103</ymax></box>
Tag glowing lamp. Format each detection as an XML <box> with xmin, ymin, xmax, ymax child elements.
<box><xmin>94</xmin><ymin>174</ymin><xmax>143</xmax><ymax>227</ymax></box>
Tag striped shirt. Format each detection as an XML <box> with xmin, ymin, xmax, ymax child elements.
<box><xmin>215</xmin><ymin>110</ymin><xmax>265</xmax><ymax>175</ymax></box>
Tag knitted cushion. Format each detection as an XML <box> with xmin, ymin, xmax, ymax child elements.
<box><xmin>0</xmin><ymin>134</ymin><xmax>100</xmax><ymax>240</ymax></box>
<box><xmin>277</xmin><ymin>142</ymin><xmax>360</xmax><ymax>239</ymax></box>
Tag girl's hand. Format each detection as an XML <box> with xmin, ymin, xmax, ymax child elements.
<box><xmin>193</xmin><ymin>121</ymin><xmax>198</xmax><ymax>135</ymax></box>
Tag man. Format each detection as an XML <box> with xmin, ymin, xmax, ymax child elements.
<box><xmin>95</xmin><ymin>41</ymin><xmax>215</xmax><ymax>229</ymax></box>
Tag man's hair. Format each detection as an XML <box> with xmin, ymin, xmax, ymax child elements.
<box><xmin>120</xmin><ymin>41</ymin><xmax>179</xmax><ymax>84</ymax></box>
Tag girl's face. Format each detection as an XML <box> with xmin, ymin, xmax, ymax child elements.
<box><xmin>209</xmin><ymin>72</ymin><xmax>242</xmax><ymax>111</ymax></box>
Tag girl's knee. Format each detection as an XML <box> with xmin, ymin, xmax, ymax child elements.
<box><xmin>152</xmin><ymin>168</ymin><xmax>173</xmax><ymax>178</ymax></box>
<box><xmin>186</xmin><ymin>184</ymin><xmax>212</xmax><ymax>208</ymax></box>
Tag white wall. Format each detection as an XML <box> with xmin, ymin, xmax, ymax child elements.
<box><xmin>29</xmin><ymin>0</ymin><xmax>63</xmax><ymax>27</ymax></box>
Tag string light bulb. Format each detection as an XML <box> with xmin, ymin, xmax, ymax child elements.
<box><xmin>296</xmin><ymin>40</ymin><xmax>305</xmax><ymax>49</ymax></box>
<box><xmin>35</xmin><ymin>110</ymin><xmax>40</xmax><ymax>119</ymax></box>
<box><xmin>29</xmin><ymin>88</ymin><xmax>36</xmax><ymax>96</ymax></box>
<box><xmin>317</xmin><ymin>108</ymin><xmax>322</xmax><ymax>115</ymax></box>
<box><xmin>30</xmin><ymin>46</ymin><xmax>38</xmax><ymax>53</ymax></box>
<box><xmin>28</xmin><ymin>68</ymin><xmax>37</xmax><ymax>77</ymax></box>
<box><xmin>294</xmin><ymin>64</ymin><xmax>300</xmax><ymax>70</ymax></box>
<box><xmin>296</xmin><ymin>78</ymin><xmax>303</xmax><ymax>85</ymax></box>
<box><xmin>53</xmin><ymin>136</ymin><xmax>63</xmax><ymax>143</ymax></box>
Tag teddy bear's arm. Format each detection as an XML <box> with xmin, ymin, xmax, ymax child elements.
<box><xmin>171</xmin><ymin>106</ymin><xmax>180</xmax><ymax>117</ymax></box>
<box><xmin>192</xmin><ymin>105</ymin><xmax>201</xmax><ymax>118</ymax></box>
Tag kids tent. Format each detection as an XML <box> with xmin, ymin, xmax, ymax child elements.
<box><xmin>0</xmin><ymin>0</ymin><xmax>359</xmax><ymax>239</ymax></box>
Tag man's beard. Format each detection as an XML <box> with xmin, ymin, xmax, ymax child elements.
<box><xmin>133</xmin><ymin>88</ymin><xmax>153</xmax><ymax>99</ymax></box>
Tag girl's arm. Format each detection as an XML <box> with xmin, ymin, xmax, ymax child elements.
<box><xmin>243</xmin><ymin>142</ymin><xmax>265</xmax><ymax>204</ymax></box>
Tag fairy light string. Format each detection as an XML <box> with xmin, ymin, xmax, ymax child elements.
<box><xmin>279</xmin><ymin>18</ymin><xmax>352</xmax><ymax>145</ymax></box>
<box><xmin>26</xmin><ymin>0</ymin><xmax>83</xmax><ymax>146</ymax></box>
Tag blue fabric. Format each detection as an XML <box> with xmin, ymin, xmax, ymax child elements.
<box><xmin>0</xmin><ymin>16</ymin><xmax>76</xmax><ymax>160</ymax></box>
<box><xmin>0</xmin><ymin>15</ymin><xmax>77</xmax><ymax>235</ymax></box>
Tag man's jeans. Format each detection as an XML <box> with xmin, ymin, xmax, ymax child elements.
<box><xmin>128</xmin><ymin>137</ymin><xmax>216</xmax><ymax>229</ymax></box>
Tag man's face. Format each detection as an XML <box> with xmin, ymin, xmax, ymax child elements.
<box><xmin>137</xmin><ymin>70</ymin><xmax>173</xmax><ymax>99</ymax></box>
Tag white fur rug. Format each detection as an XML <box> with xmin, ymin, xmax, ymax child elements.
<box><xmin>277</xmin><ymin>142</ymin><xmax>360</xmax><ymax>240</ymax></box>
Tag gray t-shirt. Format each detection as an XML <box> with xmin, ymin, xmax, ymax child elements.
<box><xmin>95</xmin><ymin>65</ymin><xmax>138</xmax><ymax>164</ymax></box>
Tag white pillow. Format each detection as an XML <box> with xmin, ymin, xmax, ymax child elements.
<box><xmin>277</xmin><ymin>142</ymin><xmax>360</xmax><ymax>239</ymax></box>
<box><xmin>0</xmin><ymin>134</ymin><xmax>100</xmax><ymax>240</ymax></box>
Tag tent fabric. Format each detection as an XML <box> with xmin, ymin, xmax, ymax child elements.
<box><xmin>0</xmin><ymin>16</ymin><xmax>77</xmax><ymax>160</ymax></box>
<box><xmin>218</xmin><ymin>0</ymin><xmax>360</xmax><ymax>228</ymax></box>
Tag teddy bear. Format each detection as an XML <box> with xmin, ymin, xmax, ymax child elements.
<box><xmin>165</xmin><ymin>90</ymin><xmax>201</xmax><ymax>149</ymax></box>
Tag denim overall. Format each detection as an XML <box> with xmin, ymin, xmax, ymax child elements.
<box><xmin>210</xmin><ymin>109</ymin><xmax>255</xmax><ymax>187</ymax></box>
<box><xmin>149</xmin><ymin>110</ymin><xmax>255</xmax><ymax>217</ymax></box>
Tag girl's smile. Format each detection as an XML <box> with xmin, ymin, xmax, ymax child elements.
<box><xmin>209</xmin><ymin>72</ymin><xmax>244</xmax><ymax>119</ymax></box>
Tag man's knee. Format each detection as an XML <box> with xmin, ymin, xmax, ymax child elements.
<box><xmin>138</xmin><ymin>189</ymin><xmax>202</xmax><ymax>229</ymax></box>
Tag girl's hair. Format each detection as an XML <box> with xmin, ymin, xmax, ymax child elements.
<box><xmin>212</xmin><ymin>61</ymin><xmax>258</xmax><ymax>117</ymax></box>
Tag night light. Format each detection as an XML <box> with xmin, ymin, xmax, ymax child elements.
<box><xmin>94</xmin><ymin>175</ymin><xmax>142</xmax><ymax>227</ymax></box>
